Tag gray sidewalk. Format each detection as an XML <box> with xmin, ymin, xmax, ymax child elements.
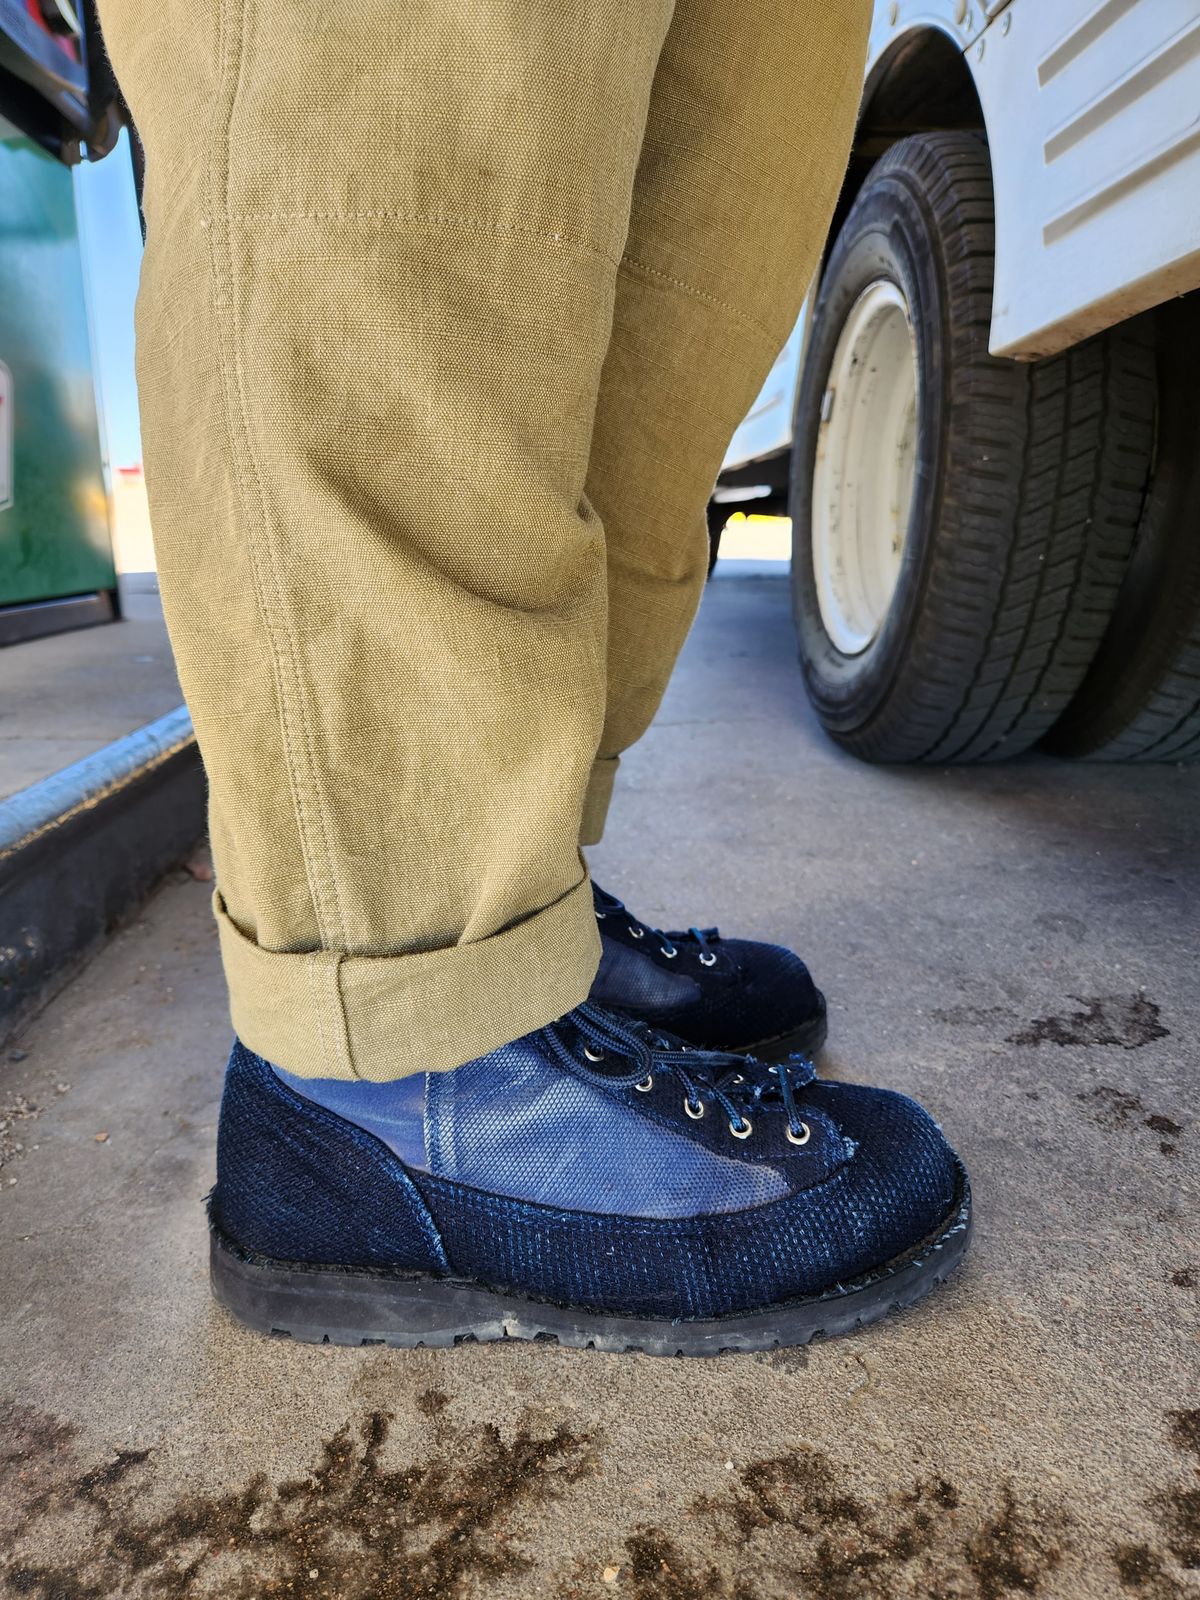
<box><xmin>0</xmin><ymin>593</ymin><xmax>179</xmax><ymax>802</ymax></box>
<box><xmin>2</xmin><ymin>572</ymin><xmax>1197</xmax><ymax>1600</ymax></box>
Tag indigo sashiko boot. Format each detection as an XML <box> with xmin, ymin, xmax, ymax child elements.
<box><xmin>589</xmin><ymin>883</ymin><xmax>827</xmax><ymax>1059</ymax></box>
<box><xmin>209</xmin><ymin>1003</ymin><xmax>971</xmax><ymax>1356</ymax></box>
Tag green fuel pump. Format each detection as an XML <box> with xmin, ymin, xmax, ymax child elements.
<box><xmin>0</xmin><ymin>0</ymin><xmax>125</xmax><ymax>645</ymax></box>
<box><xmin>0</xmin><ymin>121</ymin><xmax>115</xmax><ymax>642</ymax></box>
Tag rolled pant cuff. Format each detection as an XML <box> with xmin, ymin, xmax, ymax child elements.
<box><xmin>580</xmin><ymin>755</ymin><xmax>620</xmax><ymax>846</ymax></box>
<box><xmin>213</xmin><ymin>876</ymin><xmax>601</xmax><ymax>1081</ymax></box>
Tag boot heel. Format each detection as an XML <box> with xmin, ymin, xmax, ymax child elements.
<box><xmin>209</xmin><ymin>1226</ymin><xmax>507</xmax><ymax>1348</ymax></box>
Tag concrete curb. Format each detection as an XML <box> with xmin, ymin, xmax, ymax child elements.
<box><xmin>0</xmin><ymin>706</ymin><xmax>205</xmax><ymax>1040</ymax></box>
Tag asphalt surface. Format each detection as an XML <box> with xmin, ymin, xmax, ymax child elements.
<box><xmin>2</xmin><ymin>569</ymin><xmax>1197</xmax><ymax>1599</ymax></box>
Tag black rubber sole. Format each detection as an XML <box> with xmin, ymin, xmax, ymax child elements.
<box><xmin>209</xmin><ymin>1167</ymin><xmax>971</xmax><ymax>1358</ymax></box>
<box><xmin>736</xmin><ymin>992</ymin><xmax>828</xmax><ymax>1062</ymax></box>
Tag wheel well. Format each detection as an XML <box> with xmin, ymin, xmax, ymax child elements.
<box><xmin>829</xmin><ymin>28</ymin><xmax>986</xmax><ymax>248</ymax></box>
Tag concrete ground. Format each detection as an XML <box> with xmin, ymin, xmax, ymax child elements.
<box><xmin>2</xmin><ymin>569</ymin><xmax>1197</xmax><ymax>1600</ymax></box>
<box><xmin>0</xmin><ymin>593</ymin><xmax>179</xmax><ymax>801</ymax></box>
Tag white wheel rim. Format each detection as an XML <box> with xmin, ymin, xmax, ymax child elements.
<box><xmin>810</xmin><ymin>280</ymin><xmax>919</xmax><ymax>656</ymax></box>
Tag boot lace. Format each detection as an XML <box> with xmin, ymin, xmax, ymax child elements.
<box><xmin>541</xmin><ymin>1002</ymin><xmax>816</xmax><ymax>1147</ymax></box>
<box><xmin>594</xmin><ymin>885</ymin><xmax>720</xmax><ymax>965</ymax></box>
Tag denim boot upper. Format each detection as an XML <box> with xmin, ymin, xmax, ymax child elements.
<box><xmin>211</xmin><ymin>1004</ymin><xmax>963</xmax><ymax>1321</ymax></box>
<box><xmin>587</xmin><ymin>883</ymin><xmax>822</xmax><ymax>1050</ymax></box>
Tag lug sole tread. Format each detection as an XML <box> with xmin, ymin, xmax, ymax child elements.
<box><xmin>209</xmin><ymin>1175</ymin><xmax>972</xmax><ymax>1359</ymax></box>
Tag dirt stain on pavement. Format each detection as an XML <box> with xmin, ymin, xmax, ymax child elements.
<box><xmin>2</xmin><ymin>1403</ymin><xmax>593</xmax><ymax>1599</ymax></box>
<box><xmin>1007</xmin><ymin>993</ymin><xmax>1168</xmax><ymax>1051</ymax></box>
<box><xmin>618</xmin><ymin>1448</ymin><xmax>1067</xmax><ymax>1600</ymax></box>
<box><xmin>7</xmin><ymin>1405</ymin><xmax>1200</xmax><ymax>1598</ymax></box>
<box><xmin>1109</xmin><ymin>1541</ymin><xmax>1191</xmax><ymax>1598</ymax></box>
<box><xmin>1109</xmin><ymin>1410</ymin><xmax>1200</xmax><ymax>1596</ymax></box>
<box><xmin>1155</xmin><ymin>1409</ymin><xmax>1200</xmax><ymax>1572</ymax></box>
<box><xmin>1076</xmin><ymin>1086</ymin><xmax>1185</xmax><ymax>1155</ymax></box>
<box><xmin>619</xmin><ymin>1530</ymin><xmax>750</xmax><ymax>1600</ymax></box>
<box><xmin>1154</xmin><ymin>1486</ymin><xmax>1200</xmax><ymax>1574</ymax></box>
<box><xmin>416</xmin><ymin>1386</ymin><xmax>451</xmax><ymax>1418</ymax></box>
<box><xmin>613</xmin><ymin>1441</ymin><xmax>1200</xmax><ymax>1600</ymax></box>
<box><xmin>1166</xmin><ymin>1410</ymin><xmax>1200</xmax><ymax>1459</ymax></box>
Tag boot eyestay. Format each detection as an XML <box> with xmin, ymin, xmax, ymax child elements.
<box><xmin>543</xmin><ymin>1003</ymin><xmax>816</xmax><ymax>1154</ymax></box>
<box><xmin>595</xmin><ymin>889</ymin><xmax>720</xmax><ymax>967</ymax></box>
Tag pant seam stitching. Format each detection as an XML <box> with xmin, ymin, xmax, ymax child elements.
<box><xmin>618</xmin><ymin>252</ymin><xmax>776</xmax><ymax>342</ymax></box>
<box><xmin>207</xmin><ymin>0</ymin><xmax>351</xmax><ymax>977</ymax></box>
<box><xmin>306</xmin><ymin>955</ymin><xmax>332</xmax><ymax>1075</ymax></box>
<box><xmin>326</xmin><ymin>956</ymin><xmax>356</xmax><ymax>1080</ymax></box>
<box><xmin>225</xmin><ymin>211</ymin><xmax>621</xmax><ymax>264</ymax></box>
<box><xmin>305</xmin><ymin>953</ymin><xmax>342</xmax><ymax>1081</ymax></box>
<box><xmin>225</xmin><ymin>5</ymin><xmax>351</xmax><ymax>949</ymax></box>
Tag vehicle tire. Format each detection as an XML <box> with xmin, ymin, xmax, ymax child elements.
<box><xmin>1043</xmin><ymin>297</ymin><xmax>1200</xmax><ymax>761</ymax></box>
<box><xmin>789</xmin><ymin>131</ymin><xmax>1156</xmax><ymax>763</ymax></box>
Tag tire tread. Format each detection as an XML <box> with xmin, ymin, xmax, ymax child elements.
<box><xmin>791</xmin><ymin>132</ymin><xmax>1156</xmax><ymax>764</ymax></box>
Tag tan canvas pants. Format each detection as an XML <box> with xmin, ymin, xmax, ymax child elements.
<box><xmin>98</xmin><ymin>0</ymin><xmax>868</xmax><ymax>1080</ymax></box>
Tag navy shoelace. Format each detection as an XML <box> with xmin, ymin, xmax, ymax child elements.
<box><xmin>594</xmin><ymin>885</ymin><xmax>718</xmax><ymax>964</ymax></box>
<box><xmin>541</xmin><ymin>1002</ymin><xmax>817</xmax><ymax>1146</ymax></box>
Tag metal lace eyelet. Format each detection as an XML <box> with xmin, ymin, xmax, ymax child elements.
<box><xmin>729</xmin><ymin>1116</ymin><xmax>753</xmax><ymax>1140</ymax></box>
<box><xmin>786</xmin><ymin>1121</ymin><xmax>811</xmax><ymax>1147</ymax></box>
<box><xmin>699</xmin><ymin>952</ymin><xmax>717</xmax><ymax>967</ymax></box>
<box><xmin>582</xmin><ymin>1045</ymin><xmax>604</xmax><ymax>1062</ymax></box>
<box><xmin>634</xmin><ymin>1075</ymin><xmax>654</xmax><ymax>1093</ymax></box>
<box><xmin>731</xmin><ymin>1073</ymin><xmax>745</xmax><ymax>1085</ymax></box>
<box><xmin>660</xmin><ymin>943</ymin><xmax>677</xmax><ymax>959</ymax></box>
<box><xmin>628</xmin><ymin>925</ymin><xmax>644</xmax><ymax>940</ymax></box>
<box><xmin>684</xmin><ymin>1097</ymin><xmax>705</xmax><ymax>1120</ymax></box>
<box><xmin>595</xmin><ymin>909</ymin><xmax>606</xmax><ymax>920</ymax></box>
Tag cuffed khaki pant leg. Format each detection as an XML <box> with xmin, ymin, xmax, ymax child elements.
<box><xmin>98</xmin><ymin>0</ymin><xmax>867</xmax><ymax>1076</ymax></box>
<box><xmin>97</xmin><ymin>0</ymin><xmax>675</xmax><ymax>1078</ymax></box>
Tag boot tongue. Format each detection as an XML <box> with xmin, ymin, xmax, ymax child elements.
<box><xmin>667</xmin><ymin>924</ymin><xmax>720</xmax><ymax>945</ymax></box>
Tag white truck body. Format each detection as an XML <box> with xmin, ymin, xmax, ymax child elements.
<box><xmin>724</xmin><ymin>0</ymin><xmax>1200</xmax><ymax>472</ymax></box>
